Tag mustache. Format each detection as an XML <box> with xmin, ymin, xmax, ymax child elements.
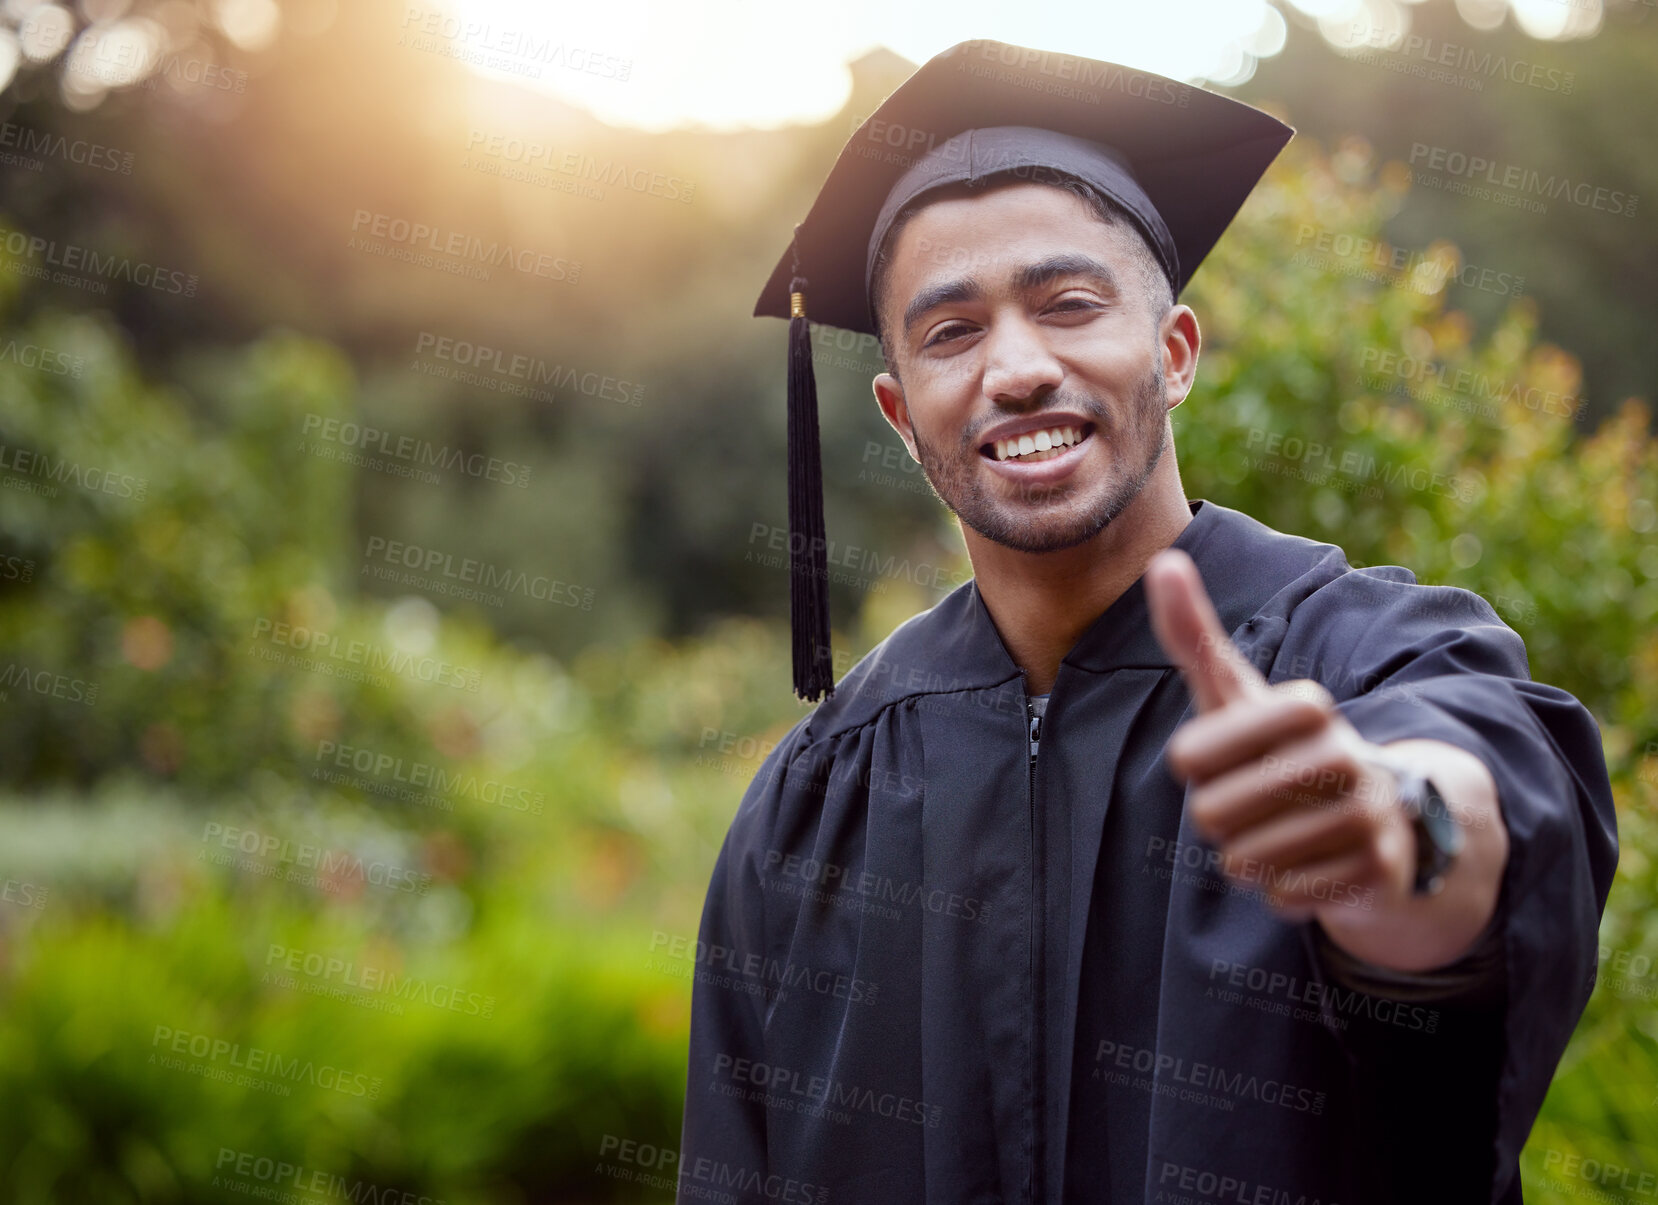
<box><xmin>960</xmin><ymin>393</ymin><xmax>1113</xmax><ymax>451</ymax></box>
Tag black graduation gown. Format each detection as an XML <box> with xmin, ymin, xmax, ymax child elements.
<box><xmin>677</xmin><ymin>499</ymin><xmax>1618</xmax><ymax>1205</ymax></box>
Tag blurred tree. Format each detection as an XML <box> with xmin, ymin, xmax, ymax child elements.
<box><xmin>1242</xmin><ymin>0</ymin><xmax>1658</xmax><ymax>420</ymax></box>
<box><xmin>0</xmin><ymin>10</ymin><xmax>1654</xmax><ymax>1201</ymax></box>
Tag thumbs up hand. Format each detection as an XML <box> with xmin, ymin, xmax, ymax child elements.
<box><xmin>1145</xmin><ymin>549</ymin><xmax>1416</xmax><ymax>921</ymax></box>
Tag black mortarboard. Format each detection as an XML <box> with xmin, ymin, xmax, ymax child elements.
<box><xmin>756</xmin><ymin>38</ymin><xmax>1294</xmax><ymax>701</ymax></box>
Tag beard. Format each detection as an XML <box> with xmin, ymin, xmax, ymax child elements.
<box><xmin>910</xmin><ymin>356</ymin><xmax>1170</xmax><ymax>554</ymax></box>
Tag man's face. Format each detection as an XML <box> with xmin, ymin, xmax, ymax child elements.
<box><xmin>872</xmin><ymin>181</ymin><xmax>1192</xmax><ymax>553</ymax></box>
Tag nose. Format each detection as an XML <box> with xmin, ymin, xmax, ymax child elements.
<box><xmin>980</xmin><ymin>312</ymin><xmax>1064</xmax><ymax>407</ymax></box>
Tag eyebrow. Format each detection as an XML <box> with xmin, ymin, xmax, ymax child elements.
<box><xmin>901</xmin><ymin>253</ymin><xmax>1122</xmax><ymax>339</ymax></box>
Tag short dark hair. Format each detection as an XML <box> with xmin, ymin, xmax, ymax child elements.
<box><xmin>868</xmin><ymin>171</ymin><xmax>1174</xmax><ymax>378</ymax></box>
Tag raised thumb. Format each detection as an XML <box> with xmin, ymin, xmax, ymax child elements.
<box><xmin>1145</xmin><ymin>548</ymin><xmax>1265</xmax><ymax>712</ymax></box>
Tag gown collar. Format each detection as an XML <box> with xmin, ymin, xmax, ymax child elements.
<box><xmin>964</xmin><ymin>497</ymin><xmax>1237</xmax><ymax>680</ymax></box>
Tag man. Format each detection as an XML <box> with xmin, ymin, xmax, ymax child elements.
<box><xmin>679</xmin><ymin>39</ymin><xmax>1617</xmax><ymax>1205</ymax></box>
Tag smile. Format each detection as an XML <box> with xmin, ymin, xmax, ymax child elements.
<box><xmin>981</xmin><ymin>423</ymin><xmax>1092</xmax><ymax>463</ymax></box>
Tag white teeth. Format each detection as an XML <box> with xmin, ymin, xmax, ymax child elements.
<box><xmin>992</xmin><ymin>425</ymin><xmax>1085</xmax><ymax>461</ymax></box>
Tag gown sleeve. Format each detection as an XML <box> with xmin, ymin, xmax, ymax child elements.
<box><xmin>1280</xmin><ymin>568</ymin><xmax>1619</xmax><ymax>1202</ymax></box>
<box><xmin>1310</xmin><ymin>906</ymin><xmax>1506</xmax><ymax>1005</ymax></box>
<box><xmin>676</xmin><ymin>718</ymin><xmax>813</xmax><ymax>1204</ymax></box>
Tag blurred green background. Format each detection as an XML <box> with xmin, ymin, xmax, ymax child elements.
<box><xmin>0</xmin><ymin>0</ymin><xmax>1655</xmax><ymax>1200</ymax></box>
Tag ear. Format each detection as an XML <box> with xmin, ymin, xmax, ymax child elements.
<box><xmin>1160</xmin><ymin>304</ymin><xmax>1201</xmax><ymax>412</ymax></box>
<box><xmin>873</xmin><ymin>373</ymin><xmax>919</xmax><ymax>462</ymax></box>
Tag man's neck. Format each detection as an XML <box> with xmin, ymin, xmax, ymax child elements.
<box><xmin>965</xmin><ymin>461</ymin><xmax>1193</xmax><ymax>696</ymax></box>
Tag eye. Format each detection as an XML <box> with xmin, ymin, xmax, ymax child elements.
<box><xmin>1047</xmin><ymin>295</ymin><xmax>1099</xmax><ymax>315</ymax></box>
<box><xmin>923</xmin><ymin>322</ymin><xmax>975</xmax><ymax>348</ymax></box>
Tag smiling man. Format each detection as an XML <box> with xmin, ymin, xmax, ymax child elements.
<box><xmin>679</xmin><ymin>40</ymin><xmax>1618</xmax><ymax>1205</ymax></box>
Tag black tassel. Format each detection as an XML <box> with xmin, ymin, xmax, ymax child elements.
<box><xmin>786</xmin><ymin>234</ymin><xmax>834</xmax><ymax>702</ymax></box>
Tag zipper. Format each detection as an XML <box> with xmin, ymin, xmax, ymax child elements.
<box><xmin>1025</xmin><ymin>676</ymin><xmax>1045</xmax><ymax>1204</ymax></box>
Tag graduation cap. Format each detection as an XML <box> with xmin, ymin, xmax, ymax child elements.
<box><xmin>756</xmin><ymin>38</ymin><xmax>1294</xmax><ymax>702</ymax></box>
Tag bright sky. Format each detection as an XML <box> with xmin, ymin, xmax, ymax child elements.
<box><xmin>0</xmin><ymin>0</ymin><xmax>1604</xmax><ymax>120</ymax></box>
<box><xmin>434</xmin><ymin>0</ymin><xmax>1603</xmax><ymax>131</ymax></box>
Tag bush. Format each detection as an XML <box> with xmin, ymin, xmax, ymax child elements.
<box><xmin>0</xmin><ymin>136</ymin><xmax>1653</xmax><ymax>1202</ymax></box>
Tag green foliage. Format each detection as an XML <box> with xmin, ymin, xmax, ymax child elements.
<box><xmin>1180</xmin><ymin>136</ymin><xmax>1658</xmax><ymax>733</ymax></box>
<box><xmin>0</xmin><ymin>846</ymin><xmax>689</xmax><ymax>1203</ymax></box>
<box><xmin>0</xmin><ymin>298</ymin><xmax>356</xmax><ymax>786</ymax></box>
<box><xmin>1174</xmin><ymin>139</ymin><xmax>1658</xmax><ymax>1203</ymax></box>
<box><xmin>0</xmin><ymin>134</ymin><xmax>1654</xmax><ymax>1202</ymax></box>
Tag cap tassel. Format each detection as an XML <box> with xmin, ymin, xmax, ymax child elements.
<box><xmin>786</xmin><ymin>245</ymin><xmax>834</xmax><ymax>702</ymax></box>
